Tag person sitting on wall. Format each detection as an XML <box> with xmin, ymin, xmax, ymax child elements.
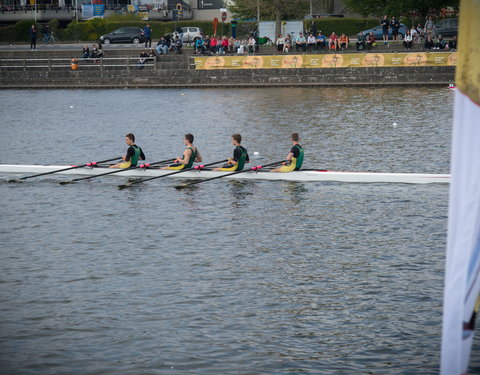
<box><xmin>328</xmin><ymin>32</ymin><xmax>338</xmax><ymax>51</ymax></box>
<box><xmin>137</xmin><ymin>49</ymin><xmax>149</xmax><ymax>69</ymax></box>
<box><xmin>276</xmin><ymin>34</ymin><xmax>284</xmax><ymax>53</ymax></box>
<box><xmin>366</xmin><ymin>32</ymin><xmax>376</xmax><ymax>51</ymax></box>
<box><xmin>338</xmin><ymin>33</ymin><xmax>349</xmax><ymax>50</ymax></box>
<box><xmin>173</xmin><ymin>36</ymin><xmax>183</xmax><ymax>54</ymax></box>
<box><xmin>434</xmin><ymin>35</ymin><xmax>446</xmax><ymax>49</ymax></box>
<box><xmin>295</xmin><ymin>32</ymin><xmax>306</xmax><ymax>52</ymax></box>
<box><xmin>403</xmin><ymin>29</ymin><xmax>413</xmax><ymax>50</ymax></box>
<box><xmin>356</xmin><ymin>32</ymin><xmax>365</xmax><ymax>51</ymax></box>
<box><xmin>283</xmin><ymin>34</ymin><xmax>292</xmax><ymax>53</ymax></box>
<box><xmin>424</xmin><ymin>34</ymin><xmax>434</xmax><ymax>49</ymax></box>
<box><xmin>446</xmin><ymin>35</ymin><xmax>457</xmax><ymax>50</ymax></box>
<box><xmin>156</xmin><ymin>37</ymin><xmax>169</xmax><ymax>54</ymax></box>
<box><xmin>81</xmin><ymin>44</ymin><xmax>90</xmax><ymax>59</ymax></box>
<box><xmin>316</xmin><ymin>32</ymin><xmax>326</xmax><ymax>51</ymax></box>
<box><xmin>194</xmin><ymin>37</ymin><xmax>205</xmax><ymax>54</ymax></box>
<box><xmin>307</xmin><ymin>33</ymin><xmax>316</xmax><ymax>52</ymax></box>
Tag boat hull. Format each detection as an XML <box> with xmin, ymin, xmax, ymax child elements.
<box><xmin>0</xmin><ymin>164</ymin><xmax>450</xmax><ymax>184</ymax></box>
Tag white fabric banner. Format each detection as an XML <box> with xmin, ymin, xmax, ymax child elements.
<box><xmin>442</xmin><ymin>90</ymin><xmax>480</xmax><ymax>375</ymax></box>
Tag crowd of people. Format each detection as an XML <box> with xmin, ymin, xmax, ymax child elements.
<box><xmin>81</xmin><ymin>43</ymin><xmax>104</xmax><ymax>61</ymax></box>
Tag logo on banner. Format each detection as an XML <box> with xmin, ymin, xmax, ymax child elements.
<box><xmin>403</xmin><ymin>53</ymin><xmax>427</xmax><ymax>66</ymax></box>
<box><xmin>362</xmin><ymin>53</ymin><xmax>385</xmax><ymax>67</ymax></box>
<box><xmin>204</xmin><ymin>56</ymin><xmax>225</xmax><ymax>69</ymax></box>
<box><xmin>322</xmin><ymin>54</ymin><xmax>344</xmax><ymax>68</ymax></box>
<box><xmin>281</xmin><ymin>55</ymin><xmax>303</xmax><ymax>68</ymax></box>
<box><xmin>243</xmin><ymin>56</ymin><xmax>264</xmax><ymax>69</ymax></box>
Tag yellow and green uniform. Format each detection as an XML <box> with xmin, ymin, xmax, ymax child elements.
<box><xmin>219</xmin><ymin>145</ymin><xmax>249</xmax><ymax>172</ymax></box>
<box><xmin>166</xmin><ymin>147</ymin><xmax>197</xmax><ymax>170</ymax></box>
<box><xmin>278</xmin><ymin>144</ymin><xmax>304</xmax><ymax>172</ymax></box>
<box><xmin>119</xmin><ymin>145</ymin><xmax>145</xmax><ymax>168</ymax></box>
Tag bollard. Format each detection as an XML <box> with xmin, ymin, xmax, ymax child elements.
<box><xmin>70</xmin><ymin>58</ymin><xmax>78</xmax><ymax>71</ymax></box>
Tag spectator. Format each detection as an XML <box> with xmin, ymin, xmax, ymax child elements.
<box><xmin>237</xmin><ymin>39</ymin><xmax>245</xmax><ymax>54</ymax></box>
<box><xmin>446</xmin><ymin>35</ymin><xmax>457</xmax><ymax>50</ymax></box>
<box><xmin>204</xmin><ymin>35</ymin><xmax>211</xmax><ymax>52</ymax></box>
<box><xmin>424</xmin><ymin>34</ymin><xmax>434</xmax><ymax>49</ymax></box>
<box><xmin>366</xmin><ymin>32</ymin><xmax>376</xmax><ymax>51</ymax></box>
<box><xmin>403</xmin><ymin>30</ymin><xmax>413</xmax><ymax>50</ymax></box>
<box><xmin>247</xmin><ymin>35</ymin><xmax>256</xmax><ymax>54</ymax></box>
<box><xmin>173</xmin><ymin>36</ymin><xmax>183</xmax><ymax>54</ymax></box>
<box><xmin>156</xmin><ymin>37</ymin><xmax>168</xmax><ymax>54</ymax></box>
<box><xmin>295</xmin><ymin>32</ymin><xmax>306</xmax><ymax>52</ymax></box>
<box><xmin>307</xmin><ymin>33</ymin><xmax>316</xmax><ymax>52</ymax></box>
<box><xmin>316</xmin><ymin>32</ymin><xmax>326</xmax><ymax>51</ymax></box>
<box><xmin>283</xmin><ymin>35</ymin><xmax>291</xmax><ymax>53</ymax></box>
<box><xmin>338</xmin><ymin>33</ymin><xmax>349</xmax><ymax>50</ymax></box>
<box><xmin>434</xmin><ymin>35</ymin><xmax>446</xmax><ymax>50</ymax></box>
<box><xmin>143</xmin><ymin>24</ymin><xmax>152</xmax><ymax>48</ymax></box>
<box><xmin>381</xmin><ymin>15</ymin><xmax>389</xmax><ymax>44</ymax></box>
<box><xmin>221</xmin><ymin>36</ymin><xmax>228</xmax><ymax>54</ymax></box>
<box><xmin>42</xmin><ymin>24</ymin><xmax>51</xmax><ymax>44</ymax></box>
<box><xmin>210</xmin><ymin>35</ymin><xmax>217</xmax><ymax>53</ymax></box>
<box><xmin>81</xmin><ymin>44</ymin><xmax>90</xmax><ymax>59</ymax></box>
<box><xmin>356</xmin><ymin>31</ymin><xmax>365</xmax><ymax>51</ymax></box>
<box><xmin>276</xmin><ymin>34</ymin><xmax>284</xmax><ymax>53</ymax></box>
<box><xmin>228</xmin><ymin>36</ymin><xmax>235</xmax><ymax>53</ymax></box>
<box><xmin>328</xmin><ymin>32</ymin><xmax>338</xmax><ymax>51</ymax></box>
<box><xmin>30</xmin><ymin>24</ymin><xmax>37</xmax><ymax>51</ymax></box>
<box><xmin>424</xmin><ymin>16</ymin><xmax>435</xmax><ymax>37</ymax></box>
<box><xmin>137</xmin><ymin>49</ymin><xmax>149</xmax><ymax>69</ymax></box>
<box><xmin>175</xmin><ymin>26</ymin><xmax>183</xmax><ymax>44</ymax></box>
<box><xmin>194</xmin><ymin>37</ymin><xmax>205</xmax><ymax>54</ymax></box>
<box><xmin>391</xmin><ymin>16</ymin><xmax>400</xmax><ymax>42</ymax></box>
<box><xmin>148</xmin><ymin>48</ymin><xmax>156</xmax><ymax>62</ymax></box>
<box><xmin>410</xmin><ymin>25</ymin><xmax>419</xmax><ymax>43</ymax></box>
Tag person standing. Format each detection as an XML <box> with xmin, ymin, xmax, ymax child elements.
<box><xmin>381</xmin><ymin>15</ymin><xmax>389</xmax><ymax>44</ymax></box>
<box><xmin>143</xmin><ymin>24</ymin><xmax>152</xmax><ymax>48</ymax></box>
<box><xmin>271</xmin><ymin>133</ymin><xmax>304</xmax><ymax>172</ymax></box>
<box><xmin>276</xmin><ymin>34</ymin><xmax>284</xmax><ymax>53</ymax></box>
<box><xmin>109</xmin><ymin>133</ymin><xmax>146</xmax><ymax>168</ymax></box>
<box><xmin>424</xmin><ymin>16</ymin><xmax>435</xmax><ymax>37</ymax></box>
<box><xmin>214</xmin><ymin>134</ymin><xmax>249</xmax><ymax>171</ymax></box>
<box><xmin>30</xmin><ymin>24</ymin><xmax>37</xmax><ymax>51</ymax></box>
<box><xmin>163</xmin><ymin>134</ymin><xmax>202</xmax><ymax>170</ymax></box>
<box><xmin>391</xmin><ymin>16</ymin><xmax>400</xmax><ymax>42</ymax></box>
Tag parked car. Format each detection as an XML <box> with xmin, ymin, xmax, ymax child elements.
<box><xmin>99</xmin><ymin>27</ymin><xmax>146</xmax><ymax>44</ymax></box>
<box><xmin>359</xmin><ymin>23</ymin><xmax>408</xmax><ymax>40</ymax></box>
<box><xmin>172</xmin><ymin>27</ymin><xmax>204</xmax><ymax>43</ymax></box>
<box><xmin>433</xmin><ymin>18</ymin><xmax>458</xmax><ymax>37</ymax></box>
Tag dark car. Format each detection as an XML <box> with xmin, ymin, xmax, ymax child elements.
<box><xmin>360</xmin><ymin>23</ymin><xmax>408</xmax><ymax>40</ymax></box>
<box><xmin>99</xmin><ymin>27</ymin><xmax>145</xmax><ymax>44</ymax></box>
<box><xmin>433</xmin><ymin>18</ymin><xmax>458</xmax><ymax>37</ymax></box>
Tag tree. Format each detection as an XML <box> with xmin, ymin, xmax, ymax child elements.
<box><xmin>228</xmin><ymin>0</ymin><xmax>309</xmax><ymax>37</ymax></box>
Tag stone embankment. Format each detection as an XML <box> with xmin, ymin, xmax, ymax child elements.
<box><xmin>0</xmin><ymin>44</ymin><xmax>455</xmax><ymax>89</ymax></box>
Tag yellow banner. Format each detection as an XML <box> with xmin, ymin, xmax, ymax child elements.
<box><xmin>194</xmin><ymin>52</ymin><xmax>457</xmax><ymax>70</ymax></box>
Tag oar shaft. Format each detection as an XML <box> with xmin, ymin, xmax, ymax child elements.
<box><xmin>118</xmin><ymin>159</ymin><xmax>228</xmax><ymax>189</ymax></box>
<box><xmin>64</xmin><ymin>158</ymin><xmax>175</xmax><ymax>183</ymax></box>
<box><xmin>176</xmin><ymin>160</ymin><xmax>286</xmax><ymax>189</ymax></box>
<box><xmin>10</xmin><ymin>156</ymin><xmax>122</xmax><ymax>182</ymax></box>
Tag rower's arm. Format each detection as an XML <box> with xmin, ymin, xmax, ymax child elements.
<box><xmin>195</xmin><ymin>150</ymin><xmax>202</xmax><ymax>162</ymax></box>
<box><xmin>177</xmin><ymin>148</ymin><xmax>192</xmax><ymax>165</ymax></box>
<box><xmin>140</xmin><ymin>148</ymin><xmax>146</xmax><ymax>160</ymax></box>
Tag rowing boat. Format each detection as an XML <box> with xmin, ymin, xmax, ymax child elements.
<box><xmin>0</xmin><ymin>164</ymin><xmax>450</xmax><ymax>184</ymax></box>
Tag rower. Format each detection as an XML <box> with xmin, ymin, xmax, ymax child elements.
<box><xmin>109</xmin><ymin>133</ymin><xmax>146</xmax><ymax>168</ymax></box>
<box><xmin>162</xmin><ymin>133</ymin><xmax>202</xmax><ymax>170</ymax></box>
<box><xmin>213</xmin><ymin>133</ymin><xmax>249</xmax><ymax>171</ymax></box>
<box><xmin>271</xmin><ymin>132</ymin><xmax>304</xmax><ymax>172</ymax></box>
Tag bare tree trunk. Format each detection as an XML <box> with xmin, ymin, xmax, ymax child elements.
<box><xmin>275</xmin><ymin>9</ymin><xmax>281</xmax><ymax>38</ymax></box>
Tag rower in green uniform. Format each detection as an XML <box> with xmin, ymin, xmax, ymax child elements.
<box><xmin>271</xmin><ymin>132</ymin><xmax>304</xmax><ymax>172</ymax></box>
<box><xmin>213</xmin><ymin>133</ymin><xmax>249</xmax><ymax>171</ymax></box>
<box><xmin>110</xmin><ymin>133</ymin><xmax>146</xmax><ymax>168</ymax></box>
<box><xmin>163</xmin><ymin>133</ymin><xmax>202</xmax><ymax>170</ymax></box>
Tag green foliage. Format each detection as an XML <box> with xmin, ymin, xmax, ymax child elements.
<box><xmin>304</xmin><ymin>17</ymin><xmax>379</xmax><ymax>37</ymax></box>
<box><xmin>343</xmin><ymin>0</ymin><xmax>459</xmax><ymax>18</ymax></box>
<box><xmin>229</xmin><ymin>0</ymin><xmax>309</xmax><ymax>21</ymax></box>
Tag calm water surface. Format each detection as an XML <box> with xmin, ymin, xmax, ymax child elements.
<box><xmin>1</xmin><ymin>88</ymin><xmax>478</xmax><ymax>374</ymax></box>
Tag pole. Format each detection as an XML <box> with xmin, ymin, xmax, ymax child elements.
<box><xmin>34</xmin><ymin>0</ymin><xmax>37</xmax><ymax>22</ymax></box>
<box><xmin>310</xmin><ymin>0</ymin><xmax>312</xmax><ymax>17</ymax></box>
<box><xmin>75</xmin><ymin>0</ymin><xmax>78</xmax><ymax>21</ymax></box>
<box><xmin>257</xmin><ymin>0</ymin><xmax>259</xmax><ymax>22</ymax></box>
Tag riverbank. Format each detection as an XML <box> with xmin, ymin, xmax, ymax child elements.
<box><xmin>0</xmin><ymin>44</ymin><xmax>455</xmax><ymax>88</ymax></box>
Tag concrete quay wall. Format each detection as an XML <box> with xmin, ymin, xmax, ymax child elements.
<box><xmin>0</xmin><ymin>52</ymin><xmax>455</xmax><ymax>89</ymax></box>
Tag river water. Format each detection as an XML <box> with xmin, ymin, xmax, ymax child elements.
<box><xmin>0</xmin><ymin>87</ymin><xmax>478</xmax><ymax>374</ymax></box>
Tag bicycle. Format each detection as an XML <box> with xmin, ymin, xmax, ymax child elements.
<box><xmin>42</xmin><ymin>32</ymin><xmax>58</xmax><ymax>45</ymax></box>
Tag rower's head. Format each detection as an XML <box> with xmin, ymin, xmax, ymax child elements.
<box><xmin>291</xmin><ymin>132</ymin><xmax>300</xmax><ymax>144</ymax></box>
<box><xmin>231</xmin><ymin>133</ymin><xmax>242</xmax><ymax>146</ymax></box>
<box><xmin>184</xmin><ymin>133</ymin><xmax>194</xmax><ymax>145</ymax></box>
<box><xmin>125</xmin><ymin>133</ymin><xmax>135</xmax><ymax>146</ymax></box>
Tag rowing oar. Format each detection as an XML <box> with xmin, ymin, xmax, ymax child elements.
<box><xmin>174</xmin><ymin>160</ymin><xmax>286</xmax><ymax>190</ymax></box>
<box><xmin>7</xmin><ymin>156</ymin><xmax>122</xmax><ymax>183</ymax></box>
<box><xmin>117</xmin><ymin>159</ymin><xmax>229</xmax><ymax>189</ymax></box>
<box><xmin>59</xmin><ymin>158</ymin><xmax>175</xmax><ymax>185</ymax></box>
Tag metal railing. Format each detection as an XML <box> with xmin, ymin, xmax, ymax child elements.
<box><xmin>0</xmin><ymin>57</ymin><xmax>156</xmax><ymax>71</ymax></box>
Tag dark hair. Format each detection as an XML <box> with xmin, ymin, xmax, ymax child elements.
<box><xmin>291</xmin><ymin>132</ymin><xmax>299</xmax><ymax>142</ymax></box>
<box><xmin>126</xmin><ymin>133</ymin><xmax>135</xmax><ymax>142</ymax></box>
<box><xmin>232</xmin><ymin>133</ymin><xmax>242</xmax><ymax>143</ymax></box>
<box><xmin>185</xmin><ymin>133</ymin><xmax>194</xmax><ymax>143</ymax></box>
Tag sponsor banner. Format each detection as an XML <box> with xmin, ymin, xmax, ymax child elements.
<box><xmin>194</xmin><ymin>52</ymin><xmax>457</xmax><ymax>70</ymax></box>
<box><xmin>82</xmin><ymin>4</ymin><xmax>104</xmax><ymax>18</ymax></box>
